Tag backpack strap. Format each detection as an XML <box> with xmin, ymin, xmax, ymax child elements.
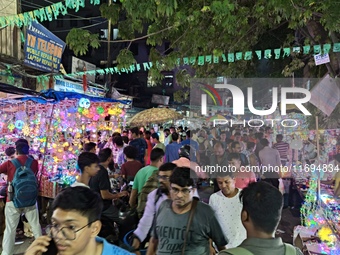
<box><xmin>284</xmin><ymin>243</ymin><xmax>297</xmax><ymax>255</ymax></box>
<box><xmin>25</xmin><ymin>157</ymin><xmax>33</xmax><ymax>168</ymax></box>
<box><xmin>219</xmin><ymin>247</ymin><xmax>254</xmax><ymax>255</ymax></box>
<box><xmin>11</xmin><ymin>159</ymin><xmax>22</xmax><ymax>170</ymax></box>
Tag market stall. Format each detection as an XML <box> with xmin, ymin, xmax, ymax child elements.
<box><xmin>0</xmin><ymin>89</ymin><xmax>131</xmax><ymax>199</ymax></box>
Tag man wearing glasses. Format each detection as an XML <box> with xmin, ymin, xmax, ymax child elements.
<box><xmin>147</xmin><ymin>167</ymin><xmax>227</xmax><ymax>255</ymax></box>
<box><xmin>24</xmin><ymin>186</ymin><xmax>132</xmax><ymax>255</ymax></box>
<box><xmin>132</xmin><ymin>163</ymin><xmax>177</xmax><ymax>252</ymax></box>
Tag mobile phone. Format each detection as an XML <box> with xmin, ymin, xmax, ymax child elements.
<box><xmin>42</xmin><ymin>238</ymin><xmax>58</xmax><ymax>255</ymax></box>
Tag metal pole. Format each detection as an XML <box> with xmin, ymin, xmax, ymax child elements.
<box><xmin>107</xmin><ymin>0</ymin><xmax>112</xmax><ymax>90</ymax></box>
<box><xmin>315</xmin><ymin>116</ymin><xmax>321</xmax><ymax>205</ymax></box>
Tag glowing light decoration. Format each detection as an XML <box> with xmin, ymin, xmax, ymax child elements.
<box><xmin>78</xmin><ymin>98</ymin><xmax>91</xmax><ymax>109</ymax></box>
<box><xmin>15</xmin><ymin>120</ymin><xmax>25</xmax><ymax>130</ymax></box>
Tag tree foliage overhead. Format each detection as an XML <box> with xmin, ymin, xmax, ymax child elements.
<box><xmin>65</xmin><ymin>0</ymin><xmax>340</xmax><ymax>128</ymax></box>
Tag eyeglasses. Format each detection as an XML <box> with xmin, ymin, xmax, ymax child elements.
<box><xmin>170</xmin><ymin>187</ymin><xmax>192</xmax><ymax>195</ymax></box>
<box><xmin>157</xmin><ymin>175</ymin><xmax>170</xmax><ymax>180</ymax></box>
<box><xmin>46</xmin><ymin>220</ymin><xmax>96</xmax><ymax>240</ymax></box>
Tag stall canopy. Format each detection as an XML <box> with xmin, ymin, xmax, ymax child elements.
<box><xmin>0</xmin><ymin>84</ymin><xmax>131</xmax><ymax>105</ymax></box>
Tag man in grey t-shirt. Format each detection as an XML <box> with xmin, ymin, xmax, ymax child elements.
<box><xmin>147</xmin><ymin>167</ymin><xmax>227</xmax><ymax>255</ymax></box>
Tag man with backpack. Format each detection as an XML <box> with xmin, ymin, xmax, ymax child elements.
<box><xmin>0</xmin><ymin>142</ymin><xmax>42</xmax><ymax>255</ymax></box>
<box><xmin>218</xmin><ymin>182</ymin><xmax>302</xmax><ymax>255</ymax></box>
<box><xmin>131</xmin><ymin>163</ymin><xmax>177</xmax><ymax>252</ymax></box>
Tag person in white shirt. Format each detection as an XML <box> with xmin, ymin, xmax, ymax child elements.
<box><xmin>209</xmin><ymin>171</ymin><xmax>246</xmax><ymax>249</ymax></box>
<box><xmin>71</xmin><ymin>152</ymin><xmax>100</xmax><ymax>188</ymax></box>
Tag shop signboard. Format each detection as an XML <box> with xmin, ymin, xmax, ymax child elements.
<box><xmin>54</xmin><ymin>78</ymin><xmax>105</xmax><ymax>97</ymax></box>
<box><xmin>24</xmin><ymin>21</ymin><xmax>66</xmax><ymax>72</ymax></box>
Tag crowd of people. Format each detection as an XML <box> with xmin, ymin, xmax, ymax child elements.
<box><xmin>2</xmin><ymin>123</ymin><xmax>336</xmax><ymax>254</ymax></box>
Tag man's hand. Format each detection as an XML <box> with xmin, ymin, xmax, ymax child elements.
<box><xmin>120</xmin><ymin>191</ymin><xmax>129</xmax><ymax>197</ymax></box>
<box><xmin>132</xmin><ymin>236</ymin><xmax>140</xmax><ymax>250</ymax></box>
<box><xmin>24</xmin><ymin>236</ymin><xmax>52</xmax><ymax>255</ymax></box>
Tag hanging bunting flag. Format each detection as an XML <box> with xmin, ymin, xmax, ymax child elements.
<box><xmin>274</xmin><ymin>49</ymin><xmax>281</xmax><ymax>59</ymax></box>
<box><xmin>35</xmin><ymin>42</ymin><xmax>340</xmax><ymax>81</ymax></box>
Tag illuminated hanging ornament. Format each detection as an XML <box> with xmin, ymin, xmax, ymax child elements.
<box><xmin>108</xmin><ymin>108</ymin><xmax>115</xmax><ymax>115</ymax></box>
<box><xmin>79</xmin><ymin>98</ymin><xmax>91</xmax><ymax>109</ymax></box>
<box><xmin>7</xmin><ymin>123</ymin><xmax>15</xmax><ymax>131</ymax></box>
<box><xmin>96</xmin><ymin>106</ymin><xmax>104</xmax><ymax>114</ymax></box>
<box><xmin>93</xmin><ymin>114</ymin><xmax>100</xmax><ymax>121</ymax></box>
<box><xmin>15</xmin><ymin>120</ymin><xmax>25</xmax><ymax>130</ymax></box>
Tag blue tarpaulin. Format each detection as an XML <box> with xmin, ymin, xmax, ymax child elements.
<box><xmin>19</xmin><ymin>89</ymin><xmax>131</xmax><ymax>105</ymax></box>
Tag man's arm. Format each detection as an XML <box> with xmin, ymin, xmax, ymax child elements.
<box><xmin>133</xmin><ymin>191</ymin><xmax>158</xmax><ymax>246</ymax></box>
<box><xmin>129</xmin><ymin>188</ymin><xmax>138</xmax><ymax>207</ymax></box>
<box><xmin>146</xmin><ymin>237</ymin><xmax>158</xmax><ymax>255</ymax></box>
<box><xmin>100</xmin><ymin>190</ymin><xmax>128</xmax><ymax>200</ymax></box>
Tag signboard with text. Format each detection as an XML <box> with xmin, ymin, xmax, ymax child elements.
<box><xmin>24</xmin><ymin>21</ymin><xmax>66</xmax><ymax>72</ymax></box>
<box><xmin>54</xmin><ymin>79</ymin><xmax>105</xmax><ymax>97</ymax></box>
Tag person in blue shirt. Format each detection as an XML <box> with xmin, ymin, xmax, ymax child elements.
<box><xmin>181</xmin><ymin>130</ymin><xmax>199</xmax><ymax>163</ymax></box>
<box><xmin>24</xmin><ymin>187</ymin><xmax>132</xmax><ymax>255</ymax></box>
<box><xmin>165</xmin><ymin>132</ymin><xmax>182</xmax><ymax>162</ymax></box>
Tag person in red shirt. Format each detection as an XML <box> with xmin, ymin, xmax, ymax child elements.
<box><xmin>0</xmin><ymin>141</ymin><xmax>42</xmax><ymax>255</ymax></box>
<box><xmin>120</xmin><ymin>146</ymin><xmax>143</xmax><ymax>182</ymax></box>
<box><xmin>144</xmin><ymin>131</ymin><xmax>153</xmax><ymax>165</ymax></box>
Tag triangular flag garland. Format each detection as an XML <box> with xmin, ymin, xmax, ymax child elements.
<box><xmin>0</xmin><ymin>0</ymin><xmax>101</xmax><ymax>27</ymax></box>
<box><xmin>35</xmin><ymin>42</ymin><xmax>340</xmax><ymax>82</ymax></box>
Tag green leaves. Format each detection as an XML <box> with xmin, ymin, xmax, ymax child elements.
<box><xmin>65</xmin><ymin>28</ymin><xmax>100</xmax><ymax>56</ymax></box>
<box><xmin>99</xmin><ymin>3</ymin><xmax>121</xmax><ymax>25</ymax></box>
<box><xmin>116</xmin><ymin>49</ymin><xmax>136</xmax><ymax>70</ymax></box>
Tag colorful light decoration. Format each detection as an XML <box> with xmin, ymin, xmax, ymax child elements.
<box><xmin>78</xmin><ymin>98</ymin><xmax>91</xmax><ymax>109</ymax></box>
<box><xmin>15</xmin><ymin>120</ymin><xmax>25</xmax><ymax>130</ymax></box>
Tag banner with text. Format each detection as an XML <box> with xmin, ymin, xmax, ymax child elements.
<box><xmin>24</xmin><ymin>21</ymin><xmax>66</xmax><ymax>72</ymax></box>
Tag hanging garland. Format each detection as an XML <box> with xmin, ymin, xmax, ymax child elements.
<box><xmin>34</xmin><ymin>42</ymin><xmax>340</xmax><ymax>83</ymax></box>
<box><xmin>0</xmin><ymin>0</ymin><xmax>101</xmax><ymax>28</ymax></box>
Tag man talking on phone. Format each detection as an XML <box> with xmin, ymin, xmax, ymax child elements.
<box><xmin>24</xmin><ymin>186</ymin><xmax>132</xmax><ymax>255</ymax></box>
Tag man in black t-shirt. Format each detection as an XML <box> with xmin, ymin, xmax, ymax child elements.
<box><xmin>89</xmin><ymin>148</ymin><xmax>128</xmax><ymax>223</ymax></box>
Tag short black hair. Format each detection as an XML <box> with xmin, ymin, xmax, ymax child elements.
<box><xmin>159</xmin><ymin>163</ymin><xmax>177</xmax><ymax>172</ymax></box>
<box><xmin>260</xmin><ymin>138</ymin><xmax>269</xmax><ymax>146</ymax></box>
<box><xmin>16</xmin><ymin>143</ymin><xmax>29</xmax><ymax>155</ymax></box>
<box><xmin>171</xmin><ymin>132</ymin><xmax>179</xmax><ymax>141</ymax></box>
<box><xmin>170</xmin><ymin>167</ymin><xmax>197</xmax><ymax>188</ymax></box>
<box><xmin>164</xmin><ymin>128</ymin><xmax>170</xmax><ymax>133</ymax></box>
<box><xmin>151</xmin><ymin>133</ymin><xmax>159</xmax><ymax>140</ymax></box>
<box><xmin>186</xmin><ymin>130</ymin><xmax>192</xmax><ymax>138</ymax></box>
<box><xmin>52</xmin><ymin>187</ymin><xmax>103</xmax><ymax>223</ymax></box>
<box><xmin>240</xmin><ymin>182</ymin><xmax>283</xmax><ymax>234</ymax></box>
<box><xmin>123</xmin><ymin>145</ymin><xmax>138</xmax><ymax>159</ymax></box>
<box><xmin>214</xmin><ymin>141</ymin><xmax>225</xmax><ymax>150</ymax></box>
<box><xmin>112</xmin><ymin>132</ymin><xmax>121</xmax><ymax>138</ymax></box>
<box><xmin>98</xmin><ymin>148</ymin><xmax>112</xmax><ymax>163</ymax></box>
<box><xmin>15</xmin><ymin>138</ymin><xmax>28</xmax><ymax>146</ymax></box>
<box><xmin>84</xmin><ymin>142</ymin><xmax>96</xmax><ymax>152</ymax></box>
<box><xmin>247</xmin><ymin>142</ymin><xmax>256</xmax><ymax>150</ymax></box>
<box><xmin>78</xmin><ymin>152</ymin><xmax>99</xmax><ymax>173</ymax></box>
<box><xmin>5</xmin><ymin>147</ymin><xmax>15</xmax><ymax>157</ymax></box>
<box><xmin>227</xmin><ymin>152</ymin><xmax>241</xmax><ymax>162</ymax></box>
<box><xmin>130</xmin><ymin>127</ymin><xmax>139</xmax><ymax>136</ymax></box>
<box><xmin>276</xmin><ymin>134</ymin><xmax>283</xmax><ymax>140</ymax></box>
<box><xmin>231</xmin><ymin>141</ymin><xmax>240</xmax><ymax>149</ymax></box>
<box><xmin>150</xmin><ymin>148</ymin><xmax>165</xmax><ymax>161</ymax></box>
<box><xmin>113</xmin><ymin>136</ymin><xmax>124</xmax><ymax>147</ymax></box>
